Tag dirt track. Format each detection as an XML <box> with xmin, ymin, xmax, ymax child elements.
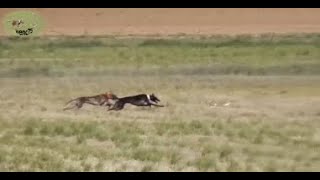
<box><xmin>1</xmin><ymin>8</ymin><xmax>320</xmax><ymax>36</ymax></box>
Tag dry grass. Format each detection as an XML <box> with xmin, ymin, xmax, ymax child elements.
<box><xmin>1</xmin><ymin>34</ymin><xmax>320</xmax><ymax>171</ymax></box>
<box><xmin>0</xmin><ymin>75</ymin><xmax>320</xmax><ymax>171</ymax></box>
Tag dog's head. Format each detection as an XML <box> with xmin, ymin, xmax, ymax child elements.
<box><xmin>150</xmin><ymin>93</ymin><xmax>160</xmax><ymax>103</ymax></box>
<box><xmin>104</xmin><ymin>92</ymin><xmax>119</xmax><ymax>100</ymax></box>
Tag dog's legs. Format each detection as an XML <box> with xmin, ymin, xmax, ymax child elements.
<box><xmin>116</xmin><ymin>103</ymin><xmax>125</xmax><ymax>110</ymax></box>
<box><xmin>106</xmin><ymin>105</ymin><xmax>114</xmax><ymax>111</ymax></box>
<box><xmin>63</xmin><ymin>99</ymin><xmax>78</xmax><ymax>111</ymax></box>
<box><xmin>152</xmin><ymin>104</ymin><xmax>164</xmax><ymax>107</ymax></box>
<box><xmin>110</xmin><ymin>102</ymin><xmax>125</xmax><ymax>111</ymax></box>
<box><xmin>108</xmin><ymin>106</ymin><xmax>123</xmax><ymax>111</ymax></box>
<box><xmin>76</xmin><ymin>102</ymin><xmax>83</xmax><ymax>109</ymax></box>
<box><xmin>99</xmin><ymin>101</ymin><xmax>106</xmax><ymax>106</ymax></box>
<box><xmin>108</xmin><ymin>103</ymin><xmax>121</xmax><ymax>111</ymax></box>
<box><xmin>63</xmin><ymin>106</ymin><xmax>74</xmax><ymax>111</ymax></box>
<box><xmin>149</xmin><ymin>102</ymin><xmax>164</xmax><ymax>107</ymax></box>
<box><xmin>63</xmin><ymin>104</ymin><xmax>80</xmax><ymax>111</ymax></box>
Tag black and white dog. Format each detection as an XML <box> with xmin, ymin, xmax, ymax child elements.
<box><xmin>108</xmin><ymin>93</ymin><xmax>164</xmax><ymax>111</ymax></box>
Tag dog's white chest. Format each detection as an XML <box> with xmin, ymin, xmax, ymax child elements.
<box><xmin>147</xmin><ymin>94</ymin><xmax>155</xmax><ymax>103</ymax></box>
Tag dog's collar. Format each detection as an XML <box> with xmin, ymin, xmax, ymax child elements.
<box><xmin>147</xmin><ymin>94</ymin><xmax>151</xmax><ymax>101</ymax></box>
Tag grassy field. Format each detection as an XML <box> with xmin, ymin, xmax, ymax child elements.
<box><xmin>0</xmin><ymin>34</ymin><xmax>320</xmax><ymax>171</ymax></box>
<box><xmin>2</xmin><ymin>33</ymin><xmax>320</xmax><ymax>76</ymax></box>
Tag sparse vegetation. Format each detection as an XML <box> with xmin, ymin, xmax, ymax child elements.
<box><xmin>1</xmin><ymin>33</ymin><xmax>320</xmax><ymax>77</ymax></box>
<box><xmin>0</xmin><ymin>34</ymin><xmax>320</xmax><ymax>171</ymax></box>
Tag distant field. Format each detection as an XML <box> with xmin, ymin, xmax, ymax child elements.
<box><xmin>1</xmin><ymin>34</ymin><xmax>320</xmax><ymax>77</ymax></box>
<box><xmin>0</xmin><ymin>34</ymin><xmax>320</xmax><ymax>171</ymax></box>
<box><xmin>2</xmin><ymin>8</ymin><xmax>320</xmax><ymax>36</ymax></box>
